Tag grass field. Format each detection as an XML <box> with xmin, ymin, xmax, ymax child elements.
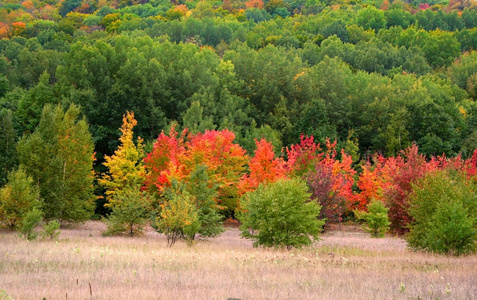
<box><xmin>1</xmin><ymin>221</ymin><xmax>476</xmax><ymax>300</ymax></box>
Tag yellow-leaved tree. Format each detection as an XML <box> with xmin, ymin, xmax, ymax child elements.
<box><xmin>99</xmin><ymin>111</ymin><xmax>149</xmax><ymax>236</ymax></box>
<box><xmin>99</xmin><ymin>111</ymin><xmax>145</xmax><ymax>205</ymax></box>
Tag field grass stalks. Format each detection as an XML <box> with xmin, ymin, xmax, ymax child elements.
<box><xmin>1</xmin><ymin>221</ymin><xmax>476</xmax><ymax>299</ymax></box>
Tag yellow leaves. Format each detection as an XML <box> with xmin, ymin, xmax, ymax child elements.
<box><xmin>459</xmin><ymin>106</ymin><xmax>467</xmax><ymax>118</ymax></box>
<box><xmin>158</xmin><ymin>193</ymin><xmax>199</xmax><ymax>234</ymax></box>
<box><xmin>293</xmin><ymin>71</ymin><xmax>305</xmax><ymax>81</ymax></box>
<box><xmin>100</xmin><ymin>111</ymin><xmax>145</xmax><ymax>205</ymax></box>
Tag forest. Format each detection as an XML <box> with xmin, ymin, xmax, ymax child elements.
<box><xmin>1</xmin><ymin>0</ymin><xmax>477</xmax><ymax>257</ymax></box>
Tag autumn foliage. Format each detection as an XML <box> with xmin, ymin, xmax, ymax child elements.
<box><xmin>144</xmin><ymin>128</ymin><xmax>248</xmax><ymax>214</ymax></box>
<box><xmin>239</xmin><ymin>138</ymin><xmax>287</xmax><ymax>194</ymax></box>
<box><xmin>304</xmin><ymin>139</ymin><xmax>356</xmax><ymax>223</ymax></box>
<box><xmin>355</xmin><ymin>145</ymin><xmax>447</xmax><ymax>234</ymax></box>
<box><xmin>100</xmin><ymin>111</ymin><xmax>145</xmax><ymax>206</ymax></box>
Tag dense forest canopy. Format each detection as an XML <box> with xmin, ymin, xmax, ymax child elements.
<box><xmin>2</xmin><ymin>0</ymin><xmax>477</xmax><ymax>213</ymax></box>
<box><xmin>2</xmin><ymin>0</ymin><xmax>477</xmax><ymax>161</ymax></box>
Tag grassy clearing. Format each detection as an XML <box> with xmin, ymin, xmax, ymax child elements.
<box><xmin>1</xmin><ymin>221</ymin><xmax>476</xmax><ymax>300</ymax></box>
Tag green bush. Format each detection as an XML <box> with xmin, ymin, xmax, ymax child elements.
<box><xmin>41</xmin><ymin>220</ymin><xmax>61</xmax><ymax>240</ymax></box>
<box><xmin>408</xmin><ymin>170</ymin><xmax>477</xmax><ymax>256</ymax></box>
<box><xmin>0</xmin><ymin>167</ymin><xmax>41</xmax><ymax>230</ymax></box>
<box><xmin>185</xmin><ymin>165</ymin><xmax>224</xmax><ymax>239</ymax></box>
<box><xmin>103</xmin><ymin>187</ymin><xmax>150</xmax><ymax>236</ymax></box>
<box><xmin>18</xmin><ymin>207</ymin><xmax>43</xmax><ymax>240</ymax></box>
<box><xmin>355</xmin><ymin>200</ymin><xmax>390</xmax><ymax>238</ymax></box>
<box><xmin>238</xmin><ymin>178</ymin><xmax>324</xmax><ymax>250</ymax></box>
<box><xmin>152</xmin><ymin>189</ymin><xmax>201</xmax><ymax>247</ymax></box>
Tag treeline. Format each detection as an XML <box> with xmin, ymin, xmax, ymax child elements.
<box><xmin>2</xmin><ymin>108</ymin><xmax>477</xmax><ymax>255</ymax></box>
<box><xmin>2</xmin><ymin>33</ymin><xmax>477</xmax><ymax>164</ymax></box>
<box><xmin>2</xmin><ymin>0</ymin><xmax>477</xmax><ymax>252</ymax></box>
<box><xmin>3</xmin><ymin>2</ymin><xmax>477</xmax><ymax>164</ymax></box>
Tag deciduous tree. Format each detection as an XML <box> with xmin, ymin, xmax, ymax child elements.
<box><xmin>17</xmin><ymin>104</ymin><xmax>94</xmax><ymax>223</ymax></box>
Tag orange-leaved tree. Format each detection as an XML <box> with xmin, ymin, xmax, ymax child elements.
<box><xmin>144</xmin><ymin>128</ymin><xmax>248</xmax><ymax>216</ymax></box>
<box><xmin>239</xmin><ymin>138</ymin><xmax>287</xmax><ymax>194</ymax></box>
<box><xmin>181</xmin><ymin>129</ymin><xmax>248</xmax><ymax>214</ymax></box>
<box><xmin>144</xmin><ymin>125</ymin><xmax>187</xmax><ymax>194</ymax></box>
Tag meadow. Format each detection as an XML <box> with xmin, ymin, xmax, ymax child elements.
<box><xmin>1</xmin><ymin>221</ymin><xmax>476</xmax><ymax>300</ymax></box>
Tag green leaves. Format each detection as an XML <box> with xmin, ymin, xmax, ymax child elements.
<box><xmin>355</xmin><ymin>200</ymin><xmax>390</xmax><ymax>238</ymax></box>
<box><xmin>239</xmin><ymin>178</ymin><xmax>324</xmax><ymax>250</ymax></box>
<box><xmin>0</xmin><ymin>167</ymin><xmax>41</xmax><ymax>230</ymax></box>
<box><xmin>17</xmin><ymin>104</ymin><xmax>94</xmax><ymax>224</ymax></box>
<box><xmin>408</xmin><ymin>171</ymin><xmax>477</xmax><ymax>256</ymax></box>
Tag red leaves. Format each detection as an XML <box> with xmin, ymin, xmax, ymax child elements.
<box><xmin>144</xmin><ymin>126</ymin><xmax>187</xmax><ymax>193</ymax></box>
<box><xmin>356</xmin><ymin>144</ymin><xmax>444</xmax><ymax>234</ymax></box>
<box><xmin>145</xmin><ymin>128</ymin><xmax>477</xmax><ymax>228</ymax></box>
<box><xmin>144</xmin><ymin>128</ymin><xmax>247</xmax><ymax>211</ymax></box>
<box><xmin>286</xmin><ymin>134</ymin><xmax>324</xmax><ymax>177</ymax></box>
<box><xmin>239</xmin><ymin>139</ymin><xmax>287</xmax><ymax>194</ymax></box>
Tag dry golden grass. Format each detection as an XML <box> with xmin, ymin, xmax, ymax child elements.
<box><xmin>1</xmin><ymin>221</ymin><xmax>476</xmax><ymax>300</ymax></box>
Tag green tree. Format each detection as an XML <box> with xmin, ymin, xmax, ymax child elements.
<box><xmin>152</xmin><ymin>185</ymin><xmax>201</xmax><ymax>246</ymax></box>
<box><xmin>17</xmin><ymin>104</ymin><xmax>94</xmax><ymax>224</ymax></box>
<box><xmin>0</xmin><ymin>109</ymin><xmax>18</xmax><ymax>185</ymax></box>
<box><xmin>185</xmin><ymin>165</ymin><xmax>224</xmax><ymax>239</ymax></box>
<box><xmin>0</xmin><ymin>167</ymin><xmax>41</xmax><ymax>230</ymax></box>
<box><xmin>59</xmin><ymin>0</ymin><xmax>82</xmax><ymax>17</ymax></box>
<box><xmin>408</xmin><ymin>171</ymin><xmax>477</xmax><ymax>256</ymax></box>
<box><xmin>355</xmin><ymin>200</ymin><xmax>390</xmax><ymax>238</ymax></box>
<box><xmin>103</xmin><ymin>187</ymin><xmax>150</xmax><ymax>236</ymax></box>
<box><xmin>356</xmin><ymin>6</ymin><xmax>386</xmax><ymax>32</ymax></box>
<box><xmin>41</xmin><ymin>220</ymin><xmax>61</xmax><ymax>240</ymax></box>
<box><xmin>422</xmin><ymin>30</ymin><xmax>460</xmax><ymax>69</ymax></box>
<box><xmin>18</xmin><ymin>207</ymin><xmax>43</xmax><ymax>240</ymax></box>
<box><xmin>238</xmin><ymin>178</ymin><xmax>324</xmax><ymax>250</ymax></box>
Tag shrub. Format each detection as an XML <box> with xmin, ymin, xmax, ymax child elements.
<box><xmin>238</xmin><ymin>178</ymin><xmax>324</xmax><ymax>250</ymax></box>
<box><xmin>355</xmin><ymin>200</ymin><xmax>390</xmax><ymax>238</ymax></box>
<box><xmin>408</xmin><ymin>170</ymin><xmax>477</xmax><ymax>256</ymax></box>
<box><xmin>152</xmin><ymin>189</ymin><xmax>201</xmax><ymax>246</ymax></box>
<box><xmin>185</xmin><ymin>165</ymin><xmax>224</xmax><ymax>239</ymax></box>
<box><xmin>41</xmin><ymin>220</ymin><xmax>61</xmax><ymax>240</ymax></box>
<box><xmin>18</xmin><ymin>207</ymin><xmax>43</xmax><ymax>240</ymax></box>
<box><xmin>103</xmin><ymin>187</ymin><xmax>150</xmax><ymax>236</ymax></box>
<box><xmin>0</xmin><ymin>168</ymin><xmax>41</xmax><ymax>230</ymax></box>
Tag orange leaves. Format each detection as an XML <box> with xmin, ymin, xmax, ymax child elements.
<box><xmin>21</xmin><ymin>0</ymin><xmax>34</xmax><ymax>10</ymax></box>
<box><xmin>11</xmin><ymin>21</ymin><xmax>26</xmax><ymax>36</ymax></box>
<box><xmin>239</xmin><ymin>139</ymin><xmax>287</xmax><ymax>194</ymax></box>
<box><xmin>144</xmin><ymin>126</ymin><xmax>186</xmax><ymax>193</ymax></box>
<box><xmin>144</xmin><ymin>128</ymin><xmax>247</xmax><ymax>211</ymax></box>
<box><xmin>245</xmin><ymin>0</ymin><xmax>264</xmax><ymax>9</ymax></box>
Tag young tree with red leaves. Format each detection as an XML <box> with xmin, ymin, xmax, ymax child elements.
<box><xmin>239</xmin><ymin>138</ymin><xmax>287</xmax><ymax>194</ymax></box>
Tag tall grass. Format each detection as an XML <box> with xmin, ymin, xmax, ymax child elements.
<box><xmin>1</xmin><ymin>221</ymin><xmax>476</xmax><ymax>299</ymax></box>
